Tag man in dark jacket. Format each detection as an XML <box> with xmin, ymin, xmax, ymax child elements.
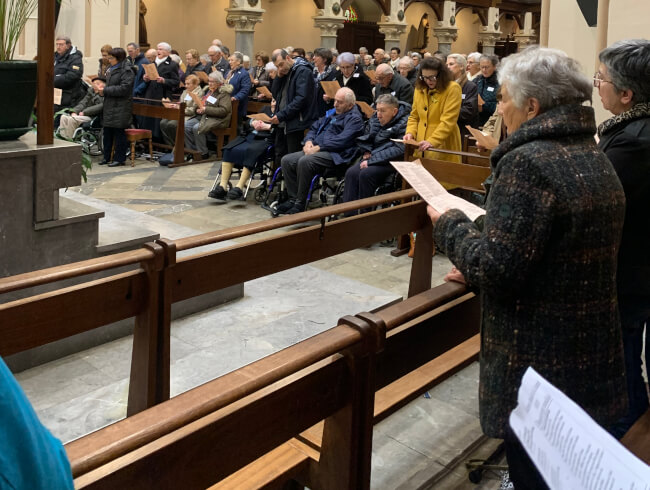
<box><xmin>269</xmin><ymin>49</ymin><xmax>316</xmax><ymax>165</ymax></box>
<box><xmin>374</xmin><ymin>63</ymin><xmax>413</xmax><ymax>105</ymax></box>
<box><xmin>343</xmin><ymin>95</ymin><xmax>410</xmax><ymax>213</ymax></box>
<box><xmin>127</xmin><ymin>42</ymin><xmax>149</xmax><ymax>96</ymax></box>
<box><xmin>447</xmin><ymin>53</ymin><xmax>479</xmax><ymax>138</ymax></box>
<box><xmin>54</xmin><ymin>36</ymin><xmax>85</xmax><ymax>114</ymax></box>
<box><xmin>204</xmin><ymin>46</ymin><xmax>230</xmax><ymax>76</ymax></box>
<box><xmin>475</xmin><ymin>54</ymin><xmax>499</xmax><ymax>127</ymax></box>
<box><xmin>274</xmin><ymin>87</ymin><xmax>364</xmax><ymax>215</ymax></box>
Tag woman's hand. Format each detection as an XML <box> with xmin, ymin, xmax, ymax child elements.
<box><xmin>444</xmin><ymin>267</ymin><xmax>466</xmax><ymax>284</ymax></box>
<box><xmin>197</xmin><ymin>107</ymin><xmax>205</xmax><ymax>114</ymax></box>
<box><xmin>418</xmin><ymin>140</ymin><xmax>433</xmax><ymax>152</ymax></box>
<box><xmin>156</xmin><ymin>76</ymin><xmax>164</xmax><ymax>84</ymax></box>
<box><xmin>403</xmin><ymin>133</ymin><xmax>414</xmax><ymax>141</ymax></box>
<box><xmin>427</xmin><ymin>204</ymin><xmax>442</xmax><ymax>224</ymax></box>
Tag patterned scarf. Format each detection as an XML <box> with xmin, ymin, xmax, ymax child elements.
<box><xmin>314</xmin><ymin>63</ymin><xmax>335</xmax><ymax>82</ymax></box>
<box><xmin>597</xmin><ymin>102</ymin><xmax>650</xmax><ymax>137</ymax></box>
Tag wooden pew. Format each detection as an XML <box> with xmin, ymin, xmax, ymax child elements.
<box><xmin>247</xmin><ymin>99</ymin><xmax>271</xmax><ymax>114</ymax></box>
<box><xmin>67</xmin><ymin>315</ymin><xmax>383</xmax><ymax>490</ymax></box>
<box><xmin>132</xmin><ymin>100</ymin><xmax>192</xmax><ymax>167</ymax></box>
<box><xmin>212</xmin><ymin>99</ymin><xmax>239</xmax><ymax>159</ymax></box>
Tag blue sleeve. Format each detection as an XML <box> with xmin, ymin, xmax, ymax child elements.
<box><xmin>319</xmin><ymin>114</ymin><xmax>365</xmax><ymax>151</ymax></box>
<box><xmin>0</xmin><ymin>357</ymin><xmax>74</xmax><ymax>490</ymax></box>
<box><xmin>233</xmin><ymin>71</ymin><xmax>251</xmax><ymax>102</ymax></box>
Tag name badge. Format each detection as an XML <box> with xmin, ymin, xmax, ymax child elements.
<box><xmin>206</xmin><ymin>95</ymin><xmax>217</xmax><ymax>104</ymax></box>
<box><xmin>487</xmin><ymin>86</ymin><xmax>495</xmax><ymax>92</ymax></box>
<box><xmin>391</xmin><ymin>91</ymin><xmax>396</xmax><ymax>96</ymax></box>
<box><xmin>353</xmin><ymin>73</ymin><xmax>359</xmax><ymax>78</ymax></box>
<box><xmin>184</xmin><ymin>94</ymin><xmax>192</xmax><ymax>102</ymax></box>
<box><xmin>462</xmin><ymin>94</ymin><xmax>466</xmax><ymax>100</ymax></box>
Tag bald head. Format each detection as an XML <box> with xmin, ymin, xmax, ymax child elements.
<box><xmin>145</xmin><ymin>49</ymin><xmax>156</xmax><ymax>62</ymax></box>
<box><xmin>334</xmin><ymin>87</ymin><xmax>356</xmax><ymax>114</ymax></box>
<box><xmin>375</xmin><ymin>63</ymin><xmax>394</xmax><ymax>88</ymax></box>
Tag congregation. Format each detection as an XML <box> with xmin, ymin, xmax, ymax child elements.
<box><xmin>18</xmin><ymin>32</ymin><xmax>650</xmax><ymax>489</ymax></box>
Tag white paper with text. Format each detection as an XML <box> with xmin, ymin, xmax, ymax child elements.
<box><xmin>510</xmin><ymin>367</ymin><xmax>650</xmax><ymax>490</ymax></box>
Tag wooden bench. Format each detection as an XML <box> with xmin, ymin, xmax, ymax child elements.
<box><xmin>132</xmin><ymin>100</ymin><xmax>197</xmax><ymax>167</ymax></box>
<box><xmin>212</xmin><ymin>99</ymin><xmax>239</xmax><ymax>159</ymax></box>
<box><xmin>621</xmin><ymin>409</ymin><xmax>650</xmax><ymax>465</ymax></box>
<box><xmin>247</xmin><ymin>99</ymin><xmax>271</xmax><ymax>114</ymax></box>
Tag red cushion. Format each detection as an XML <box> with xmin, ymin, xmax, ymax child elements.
<box><xmin>125</xmin><ymin>129</ymin><xmax>152</xmax><ymax>136</ymax></box>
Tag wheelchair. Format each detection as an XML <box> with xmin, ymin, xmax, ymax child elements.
<box><xmin>72</xmin><ymin>116</ymin><xmax>104</xmax><ymax>157</ymax></box>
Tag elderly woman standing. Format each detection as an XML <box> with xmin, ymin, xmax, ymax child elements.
<box><xmin>184</xmin><ymin>71</ymin><xmax>232</xmax><ymax>160</ymax></box>
<box><xmin>312</xmin><ymin>48</ymin><xmax>337</xmax><ymax>118</ymax></box>
<box><xmin>225</xmin><ymin>51</ymin><xmax>251</xmax><ymax>122</ymax></box>
<box><xmin>100</xmin><ymin>47</ymin><xmax>134</xmax><ymax>167</ymax></box>
<box><xmin>427</xmin><ymin>47</ymin><xmax>627</xmax><ymax>488</ymax></box>
<box><xmin>324</xmin><ymin>52</ymin><xmax>373</xmax><ymax>106</ymax></box>
<box><xmin>596</xmin><ymin>39</ymin><xmax>650</xmax><ymax>438</ymax></box>
<box><xmin>404</xmin><ymin>57</ymin><xmax>462</xmax><ymax>164</ymax></box>
<box><xmin>446</xmin><ymin>53</ymin><xmax>479</xmax><ymax>139</ymax></box>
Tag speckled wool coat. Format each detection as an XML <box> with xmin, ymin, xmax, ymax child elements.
<box><xmin>433</xmin><ymin>104</ymin><xmax>627</xmax><ymax>438</ymax></box>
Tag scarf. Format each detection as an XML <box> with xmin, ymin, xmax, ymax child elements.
<box><xmin>314</xmin><ymin>63</ymin><xmax>335</xmax><ymax>82</ymax></box>
<box><xmin>597</xmin><ymin>102</ymin><xmax>650</xmax><ymax>137</ymax></box>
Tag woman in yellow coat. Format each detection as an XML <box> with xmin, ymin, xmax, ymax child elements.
<box><xmin>404</xmin><ymin>57</ymin><xmax>462</xmax><ymax>163</ymax></box>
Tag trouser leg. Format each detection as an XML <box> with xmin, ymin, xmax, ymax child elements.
<box><xmin>112</xmin><ymin>128</ymin><xmax>128</xmax><ymax>163</ymax></box>
<box><xmin>342</xmin><ymin>162</ymin><xmax>361</xmax><ymax>207</ymax></box>
<box><xmin>286</xmin><ymin>130</ymin><xmax>304</xmax><ymax>154</ymax></box>
<box><xmin>193</xmin><ymin>126</ymin><xmax>208</xmax><ymax>155</ymax></box>
<box><xmin>103</xmin><ymin>126</ymin><xmax>116</xmax><ymax>162</ymax></box>
<box><xmin>160</xmin><ymin>119</ymin><xmax>177</xmax><ymax>147</ymax></box>
<box><xmin>184</xmin><ymin>118</ymin><xmax>199</xmax><ymax>151</ymax></box>
<box><xmin>296</xmin><ymin>152</ymin><xmax>336</xmax><ymax>204</ymax></box>
<box><xmin>280</xmin><ymin>151</ymin><xmax>304</xmax><ymax>200</ymax></box>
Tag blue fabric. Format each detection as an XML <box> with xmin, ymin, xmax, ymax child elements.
<box><xmin>0</xmin><ymin>357</ymin><xmax>74</xmax><ymax>490</ymax></box>
<box><xmin>355</xmin><ymin>101</ymin><xmax>410</xmax><ymax>165</ymax></box>
<box><xmin>304</xmin><ymin>106</ymin><xmax>364</xmax><ymax>165</ymax></box>
<box><xmin>228</xmin><ymin>66</ymin><xmax>251</xmax><ymax>118</ymax></box>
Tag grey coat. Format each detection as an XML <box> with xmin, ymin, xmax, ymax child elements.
<box><xmin>102</xmin><ymin>62</ymin><xmax>135</xmax><ymax>128</ymax></box>
<box><xmin>197</xmin><ymin>84</ymin><xmax>233</xmax><ymax>134</ymax></box>
<box><xmin>72</xmin><ymin>87</ymin><xmax>104</xmax><ymax>118</ymax></box>
<box><xmin>433</xmin><ymin>104</ymin><xmax>627</xmax><ymax>438</ymax></box>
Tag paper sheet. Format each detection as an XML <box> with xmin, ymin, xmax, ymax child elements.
<box><xmin>143</xmin><ymin>63</ymin><xmax>160</xmax><ymax>80</ymax></box>
<box><xmin>247</xmin><ymin>112</ymin><xmax>272</xmax><ymax>122</ymax></box>
<box><xmin>390</xmin><ymin>160</ymin><xmax>486</xmax><ymax>221</ymax></box>
<box><xmin>510</xmin><ymin>367</ymin><xmax>650</xmax><ymax>490</ymax></box>
<box><xmin>465</xmin><ymin>125</ymin><xmax>498</xmax><ymax>150</ymax></box>
<box><xmin>320</xmin><ymin>80</ymin><xmax>341</xmax><ymax>99</ymax></box>
<box><xmin>189</xmin><ymin>91</ymin><xmax>204</xmax><ymax>109</ymax></box>
<box><xmin>356</xmin><ymin>101</ymin><xmax>375</xmax><ymax>118</ymax></box>
<box><xmin>256</xmin><ymin>85</ymin><xmax>272</xmax><ymax>98</ymax></box>
<box><xmin>53</xmin><ymin>88</ymin><xmax>62</xmax><ymax>105</ymax></box>
<box><xmin>365</xmin><ymin>70</ymin><xmax>377</xmax><ymax>83</ymax></box>
<box><xmin>196</xmin><ymin>71</ymin><xmax>209</xmax><ymax>83</ymax></box>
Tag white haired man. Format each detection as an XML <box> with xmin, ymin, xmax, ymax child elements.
<box><xmin>374</xmin><ymin>63</ymin><xmax>414</xmax><ymax>105</ymax></box>
<box><xmin>205</xmin><ymin>45</ymin><xmax>229</xmax><ymax>76</ymax></box>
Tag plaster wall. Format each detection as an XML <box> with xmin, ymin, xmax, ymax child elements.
<box><xmin>451</xmin><ymin>8</ymin><xmax>479</xmax><ymax>55</ymax></box>
<box><xmin>253</xmin><ymin>0</ymin><xmax>321</xmax><ymax>54</ymax></box>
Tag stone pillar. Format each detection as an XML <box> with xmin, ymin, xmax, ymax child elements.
<box><xmin>478</xmin><ymin>7</ymin><xmax>502</xmax><ymax>55</ymax></box>
<box><xmin>378</xmin><ymin>0</ymin><xmax>407</xmax><ymax>51</ymax></box>
<box><xmin>313</xmin><ymin>0</ymin><xmax>344</xmax><ymax>49</ymax></box>
<box><xmin>433</xmin><ymin>1</ymin><xmax>458</xmax><ymax>55</ymax></box>
<box><xmin>225</xmin><ymin>0</ymin><xmax>265</xmax><ymax>59</ymax></box>
<box><xmin>514</xmin><ymin>12</ymin><xmax>537</xmax><ymax>51</ymax></box>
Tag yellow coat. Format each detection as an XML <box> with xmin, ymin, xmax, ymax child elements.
<box><xmin>406</xmin><ymin>81</ymin><xmax>462</xmax><ymax>163</ymax></box>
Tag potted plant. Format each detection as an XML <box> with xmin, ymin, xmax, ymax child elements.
<box><xmin>0</xmin><ymin>0</ymin><xmax>38</xmax><ymax>140</ymax></box>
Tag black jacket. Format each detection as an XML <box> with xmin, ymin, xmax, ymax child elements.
<box><xmin>374</xmin><ymin>73</ymin><xmax>414</xmax><ymax>106</ymax></box>
<box><xmin>475</xmin><ymin>72</ymin><xmax>499</xmax><ymax>126</ymax></box>
<box><xmin>143</xmin><ymin>56</ymin><xmax>180</xmax><ymax>100</ymax></box>
<box><xmin>335</xmin><ymin>66</ymin><xmax>373</xmax><ymax>105</ymax></box>
<box><xmin>103</xmin><ymin>61</ymin><xmax>135</xmax><ymax>128</ymax></box>
<box><xmin>355</xmin><ymin>101</ymin><xmax>411</xmax><ymax>165</ymax></box>
<box><xmin>204</xmin><ymin>57</ymin><xmax>229</xmax><ymax>77</ymax></box>
<box><xmin>458</xmin><ymin>78</ymin><xmax>479</xmax><ymax>138</ymax></box>
<box><xmin>272</xmin><ymin>57</ymin><xmax>315</xmax><ymax>134</ymax></box>
<box><xmin>54</xmin><ymin>46</ymin><xmax>85</xmax><ymax>109</ymax></box>
<box><xmin>598</xmin><ymin>110</ymin><xmax>650</xmax><ymax>297</ymax></box>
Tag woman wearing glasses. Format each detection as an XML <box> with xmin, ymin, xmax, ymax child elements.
<box><xmin>595</xmin><ymin>39</ymin><xmax>650</xmax><ymax>438</ymax></box>
<box><xmin>404</xmin><ymin>57</ymin><xmax>462</xmax><ymax>164</ymax></box>
<box><xmin>426</xmin><ymin>47</ymin><xmax>626</xmax><ymax>488</ymax></box>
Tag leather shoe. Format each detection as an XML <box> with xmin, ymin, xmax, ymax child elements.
<box><xmin>99</xmin><ymin>160</ymin><xmax>110</xmax><ymax>165</ymax></box>
<box><xmin>108</xmin><ymin>161</ymin><xmax>125</xmax><ymax>167</ymax></box>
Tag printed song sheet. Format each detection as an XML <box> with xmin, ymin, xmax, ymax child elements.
<box><xmin>510</xmin><ymin>367</ymin><xmax>650</xmax><ymax>490</ymax></box>
<box><xmin>390</xmin><ymin>160</ymin><xmax>486</xmax><ymax>221</ymax></box>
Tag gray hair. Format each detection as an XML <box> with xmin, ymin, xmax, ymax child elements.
<box><xmin>208</xmin><ymin>45</ymin><xmax>222</xmax><ymax>54</ymax></box>
<box><xmin>337</xmin><ymin>87</ymin><xmax>356</xmax><ymax>105</ymax></box>
<box><xmin>232</xmin><ymin>51</ymin><xmax>244</xmax><ymax>64</ymax></box>
<box><xmin>170</xmin><ymin>54</ymin><xmax>182</xmax><ymax>65</ymax></box>
<box><xmin>208</xmin><ymin>71</ymin><xmax>224</xmax><ymax>83</ymax></box>
<box><xmin>375</xmin><ymin>94</ymin><xmax>399</xmax><ymax>108</ymax></box>
<box><xmin>480</xmin><ymin>54</ymin><xmax>499</xmax><ymax>66</ymax></box>
<box><xmin>200</xmin><ymin>54</ymin><xmax>210</xmax><ymax>64</ymax></box>
<box><xmin>599</xmin><ymin>39</ymin><xmax>650</xmax><ymax>103</ymax></box>
<box><xmin>359</xmin><ymin>46</ymin><xmax>368</xmax><ymax>54</ymax></box>
<box><xmin>398</xmin><ymin>56</ymin><xmax>414</xmax><ymax>70</ymax></box>
<box><xmin>157</xmin><ymin>42</ymin><xmax>172</xmax><ymax>53</ymax></box>
<box><xmin>265</xmin><ymin>61</ymin><xmax>277</xmax><ymax>72</ymax></box>
<box><xmin>498</xmin><ymin>46</ymin><xmax>592</xmax><ymax>111</ymax></box>
<box><xmin>467</xmin><ymin>52</ymin><xmax>481</xmax><ymax>63</ymax></box>
<box><xmin>337</xmin><ymin>52</ymin><xmax>355</xmax><ymax>65</ymax></box>
<box><xmin>127</xmin><ymin>42</ymin><xmax>139</xmax><ymax>50</ymax></box>
<box><xmin>56</xmin><ymin>36</ymin><xmax>71</xmax><ymax>45</ymax></box>
<box><xmin>410</xmin><ymin>52</ymin><xmax>422</xmax><ymax>61</ymax></box>
<box><xmin>448</xmin><ymin>53</ymin><xmax>467</xmax><ymax>71</ymax></box>
<box><xmin>243</xmin><ymin>55</ymin><xmax>250</xmax><ymax>63</ymax></box>
<box><xmin>376</xmin><ymin>63</ymin><xmax>394</xmax><ymax>76</ymax></box>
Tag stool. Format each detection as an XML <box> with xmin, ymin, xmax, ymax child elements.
<box><xmin>119</xmin><ymin>129</ymin><xmax>153</xmax><ymax>167</ymax></box>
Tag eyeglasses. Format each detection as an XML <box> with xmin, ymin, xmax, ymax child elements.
<box><xmin>420</xmin><ymin>74</ymin><xmax>437</xmax><ymax>82</ymax></box>
<box><xmin>593</xmin><ymin>72</ymin><xmax>615</xmax><ymax>88</ymax></box>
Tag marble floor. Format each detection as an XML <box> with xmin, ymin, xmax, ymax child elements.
<box><xmin>12</xmin><ymin>156</ymin><xmax>502</xmax><ymax>489</ymax></box>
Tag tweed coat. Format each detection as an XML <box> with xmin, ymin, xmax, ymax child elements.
<box><xmin>433</xmin><ymin>104</ymin><xmax>627</xmax><ymax>438</ymax></box>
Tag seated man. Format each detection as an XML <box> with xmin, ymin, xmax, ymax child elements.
<box><xmin>58</xmin><ymin>77</ymin><xmax>105</xmax><ymax>139</ymax></box>
<box><xmin>343</xmin><ymin>94</ymin><xmax>410</xmax><ymax>214</ymax></box>
<box><xmin>374</xmin><ymin>63</ymin><xmax>414</xmax><ymax>105</ymax></box>
<box><xmin>274</xmin><ymin>87</ymin><xmax>364</xmax><ymax>216</ymax></box>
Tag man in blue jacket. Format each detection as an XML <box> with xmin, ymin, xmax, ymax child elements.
<box><xmin>274</xmin><ymin>87</ymin><xmax>364</xmax><ymax>216</ymax></box>
<box><xmin>342</xmin><ymin>94</ymin><xmax>410</xmax><ymax>213</ymax></box>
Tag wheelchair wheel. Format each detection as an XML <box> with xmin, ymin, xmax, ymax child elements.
<box><xmin>80</xmin><ymin>132</ymin><xmax>103</xmax><ymax>156</ymax></box>
<box><xmin>254</xmin><ymin>186</ymin><xmax>267</xmax><ymax>203</ymax></box>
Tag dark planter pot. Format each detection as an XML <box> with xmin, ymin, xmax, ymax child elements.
<box><xmin>0</xmin><ymin>60</ymin><xmax>38</xmax><ymax>140</ymax></box>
